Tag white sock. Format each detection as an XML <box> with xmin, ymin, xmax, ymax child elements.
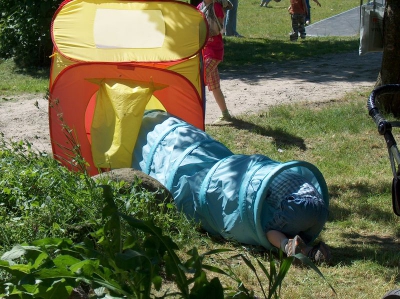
<box><xmin>280</xmin><ymin>238</ymin><xmax>289</xmax><ymax>252</ymax></box>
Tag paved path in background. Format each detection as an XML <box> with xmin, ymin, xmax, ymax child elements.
<box><xmin>307</xmin><ymin>1</ymin><xmax>385</xmax><ymax>37</ymax></box>
<box><xmin>306</xmin><ymin>7</ymin><xmax>360</xmax><ymax>37</ymax></box>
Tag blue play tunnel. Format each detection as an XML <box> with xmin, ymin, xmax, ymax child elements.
<box><xmin>132</xmin><ymin>110</ymin><xmax>329</xmax><ymax>250</ymax></box>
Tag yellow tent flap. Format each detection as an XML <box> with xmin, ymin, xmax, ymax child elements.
<box><xmin>89</xmin><ymin>78</ymin><xmax>166</xmax><ymax>168</ymax></box>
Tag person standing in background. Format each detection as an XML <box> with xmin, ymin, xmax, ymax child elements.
<box><xmin>224</xmin><ymin>0</ymin><xmax>243</xmax><ymax>37</ymax></box>
<box><xmin>260</xmin><ymin>0</ymin><xmax>272</xmax><ymax>7</ymax></box>
<box><xmin>305</xmin><ymin>0</ymin><xmax>321</xmax><ymax>25</ymax></box>
<box><xmin>288</xmin><ymin>0</ymin><xmax>307</xmax><ymax>41</ymax></box>
<box><xmin>197</xmin><ymin>0</ymin><xmax>232</xmax><ymax>123</ymax></box>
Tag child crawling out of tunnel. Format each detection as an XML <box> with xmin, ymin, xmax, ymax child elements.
<box><xmin>262</xmin><ymin>169</ymin><xmax>331</xmax><ymax>264</ymax></box>
<box><xmin>131</xmin><ymin>110</ymin><xmax>331</xmax><ymax>264</ymax></box>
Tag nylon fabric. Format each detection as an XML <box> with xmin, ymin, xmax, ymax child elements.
<box><xmin>90</xmin><ymin>79</ymin><xmax>165</xmax><ymax>168</ymax></box>
<box><xmin>52</xmin><ymin>0</ymin><xmax>207</xmax><ymax>62</ymax></box>
<box><xmin>131</xmin><ymin>110</ymin><xmax>329</xmax><ymax>250</ymax></box>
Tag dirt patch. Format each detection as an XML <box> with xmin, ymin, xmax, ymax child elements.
<box><xmin>0</xmin><ymin>95</ymin><xmax>51</xmax><ymax>152</ymax></box>
<box><xmin>0</xmin><ymin>51</ymin><xmax>382</xmax><ymax>153</ymax></box>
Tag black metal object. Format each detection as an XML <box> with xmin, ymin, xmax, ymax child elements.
<box><xmin>367</xmin><ymin>84</ymin><xmax>400</xmax><ymax>216</ymax></box>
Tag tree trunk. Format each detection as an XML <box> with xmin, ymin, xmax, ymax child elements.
<box><xmin>378</xmin><ymin>0</ymin><xmax>400</xmax><ymax>115</ymax></box>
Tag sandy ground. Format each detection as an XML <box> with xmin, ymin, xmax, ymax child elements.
<box><xmin>0</xmin><ymin>51</ymin><xmax>382</xmax><ymax>154</ymax></box>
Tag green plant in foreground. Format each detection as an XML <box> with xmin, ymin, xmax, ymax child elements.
<box><xmin>0</xmin><ymin>184</ymin><xmax>334</xmax><ymax>298</ymax></box>
<box><xmin>0</xmin><ymin>185</ymin><xmax>230</xmax><ymax>298</ymax></box>
<box><xmin>0</xmin><ymin>136</ymin><xmax>104</xmax><ymax>249</ymax></box>
<box><xmin>1</xmin><ymin>108</ymin><xmax>336</xmax><ymax>298</ymax></box>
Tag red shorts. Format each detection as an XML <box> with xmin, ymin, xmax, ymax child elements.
<box><xmin>204</xmin><ymin>57</ymin><xmax>221</xmax><ymax>91</ymax></box>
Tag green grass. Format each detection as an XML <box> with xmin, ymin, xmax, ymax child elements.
<box><xmin>2</xmin><ymin>92</ymin><xmax>399</xmax><ymax>298</ymax></box>
<box><xmin>0</xmin><ymin>59</ymin><xmax>49</xmax><ymax>97</ymax></box>
<box><xmin>3</xmin><ymin>1</ymin><xmax>399</xmax><ymax>298</ymax></box>
<box><xmin>203</xmin><ymin>92</ymin><xmax>400</xmax><ymax>298</ymax></box>
<box><xmin>222</xmin><ymin>0</ymin><xmax>360</xmax><ymax>70</ymax></box>
<box><xmin>237</xmin><ymin>0</ymin><xmax>359</xmax><ymax>39</ymax></box>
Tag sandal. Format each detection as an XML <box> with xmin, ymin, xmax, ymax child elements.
<box><xmin>285</xmin><ymin>235</ymin><xmax>307</xmax><ymax>257</ymax></box>
<box><xmin>307</xmin><ymin>241</ymin><xmax>332</xmax><ymax>264</ymax></box>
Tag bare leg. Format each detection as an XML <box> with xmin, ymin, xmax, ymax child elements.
<box><xmin>266</xmin><ymin>230</ymin><xmax>289</xmax><ymax>250</ymax></box>
<box><xmin>212</xmin><ymin>87</ymin><xmax>228</xmax><ymax>113</ymax></box>
<box><xmin>204</xmin><ymin>57</ymin><xmax>231</xmax><ymax>121</ymax></box>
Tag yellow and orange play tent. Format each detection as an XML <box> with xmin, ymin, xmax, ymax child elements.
<box><xmin>48</xmin><ymin>0</ymin><xmax>208</xmax><ymax>176</ymax></box>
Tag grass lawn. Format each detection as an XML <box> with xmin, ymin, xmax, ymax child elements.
<box><xmin>204</xmin><ymin>92</ymin><xmax>400</xmax><ymax>298</ymax></box>
<box><xmin>2</xmin><ymin>0</ymin><xmax>400</xmax><ymax>298</ymax></box>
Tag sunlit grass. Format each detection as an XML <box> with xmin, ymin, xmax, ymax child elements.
<box><xmin>236</xmin><ymin>0</ymin><xmax>359</xmax><ymax>39</ymax></box>
<box><xmin>205</xmin><ymin>90</ymin><xmax>400</xmax><ymax>297</ymax></box>
<box><xmin>0</xmin><ymin>59</ymin><xmax>48</xmax><ymax>97</ymax></box>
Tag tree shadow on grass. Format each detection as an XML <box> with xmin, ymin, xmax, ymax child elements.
<box><xmin>331</xmin><ymin>232</ymin><xmax>400</xmax><ymax>274</ymax></box>
<box><xmin>328</xmin><ymin>181</ymin><xmax>394</xmax><ymax>223</ymax></box>
<box><xmin>14</xmin><ymin>66</ymin><xmax>49</xmax><ymax>80</ymax></box>
<box><xmin>209</xmin><ymin>117</ymin><xmax>307</xmax><ymax>150</ymax></box>
<box><xmin>221</xmin><ymin>38</ymin><xmax>381</xmax><ymax>87</ymax></box>
<box><xmin>327</xmin><ymin>180</ymin><xmax>400</xmax><ymax>269</ymax></box>
<box><xmin>1</xmin><ymin>58</ymin><xmax>50</xmax><ymax>80</ymax></box>
<box><xmin>222</xmin><ymin>38</ymin><xmax>360</xmax><ymax>72</ymax></box>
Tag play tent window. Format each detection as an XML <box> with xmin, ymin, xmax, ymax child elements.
<box><xmin>93</xmin><ymin>9</ymin><xmax>165</xmax><ymax>49</ymax></box>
